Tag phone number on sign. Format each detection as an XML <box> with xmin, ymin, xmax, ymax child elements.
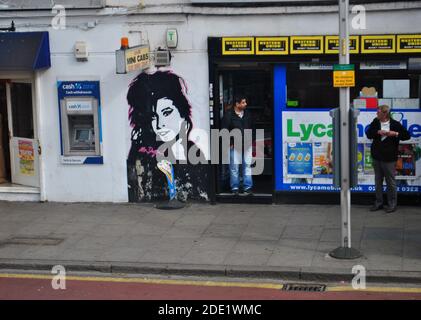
<box><xmin>367</xmin><ymin>186</ymin><xmax>419</xmax><ymax>192</ymax></box>
<box><xmin>397</xmin><ymin>186</ymin><xmax>419</xmax><ymax>192</ymax></box>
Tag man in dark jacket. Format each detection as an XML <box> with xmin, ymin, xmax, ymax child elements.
<box><xmin>221</xmin><ymin>95</ymin><xmax>255</xmax><ymax>195</ymax></box>
<box><xmin>366</xmin><ymin>105</ymin><xmax>410</xmax><ymax>213</ymax></box>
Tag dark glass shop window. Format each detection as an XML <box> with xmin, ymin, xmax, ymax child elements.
<box><xmin>286</xmin><ymin>63</ymin><xmax>339</xmax><ymax>109</ymax></box>
<box><xmin>354</xmin><ymin>69</ymin><xmax>420</xmax><ymax>101</ymax></box>
<box><xmin>11</xmin><ymin>83</ymin><xmax>34</xmax><ymax>139</ymax></box>
<box><xmin>220</xmin><ymin>70</ymin><xmax>272</xmax><ymax>127</ymax></box>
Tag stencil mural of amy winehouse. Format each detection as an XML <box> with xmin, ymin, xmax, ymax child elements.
<box><xmin>127</xmin><ymin>70</ymin><xmax>209</xmax><ymax>202</ymax></box>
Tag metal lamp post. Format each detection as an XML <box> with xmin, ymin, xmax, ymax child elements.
<box><xmin>329</xmin><ymin>0</ymin><xmax>362</xmax><ymax>260</ymax></box>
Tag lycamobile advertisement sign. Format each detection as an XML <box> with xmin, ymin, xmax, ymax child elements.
<box><xmin>279</xmin><ymin>110</ymin><xmax>421</xmax><ymax>193</ymax></box>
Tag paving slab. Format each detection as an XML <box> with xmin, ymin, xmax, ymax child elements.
<box><xmin>281</xmin><ymin>225</ymin><xmax>324</xmax><ymax>240</ymax></box>
<box><xmin>182</xmin><ymin>249</ymin><xmax>231</xmax><ymax>265</ymax></box>
<box><xmin>0</xmin><ymin>201</ymin><xmax>420</xmax><ymax>284</ymax></box>
<box><xmin>320</xmin><ymin>228</ymin><xmax>363</xmax><ymax>243</ymax></box>
<box><xmin>224</xmin><ymin>252</ymin><xmax>272</xmax><ymax>266</ymax></box>
<box><xmin>241</xmin><ymin>224</ymin><xmax>285</xmax><ymax>241</ymax></box>
<box><xmin>362</xmin><ymin>228</ymin><xmax>404</xmax><ymax>241</ymax></box>
<box><xmin>202</xmin><ymin>223</ymin><xmax>247</xmax><ymax>238</ymax></box>
<box><xmin>173</xmin><ymin>214</ymin><xmax>216</xmax><ymax>226</ymax></box>
<box><xmin>162</xmin><ymin>225</ymin><xmax>208</xmax><ymax>239</ymax></box>
<box><xmin>231</xmin><ymin>240</ymin><xmax>277</xmax><ymax>255</ymax></box>
<box><xmin>190</xmin><ymin>237</ymin><xmax>238</xmax><ymax>251</ymax></box>
<box><xmin>126</xmin><ymin>222</ymin><xmax>172</xmax><ymax>236</ymax></box>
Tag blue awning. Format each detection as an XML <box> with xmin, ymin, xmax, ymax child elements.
<box><xmin>0</xmin><ymin>32</ymin><xmax>51</xmax><ymax>71</ymax></box>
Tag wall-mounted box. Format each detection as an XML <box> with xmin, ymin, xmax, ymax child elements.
<box><xmin>116</xmin><ymin>45</ymin><xmax>150</xmax><ymax>74</ymax></box>
<box><xmin>74</xmin><ymin>41</ymin><xmax>88</xmax><ymax>61</ymax></box>
<box><xmin>154</xmin><ymin>50</ymin><xmax>171</xmax><ymax>67</ymax></box>
<box><xmin>166</xmin><ymin>28</ymin><xmax>178</xmax><ymax>49</ymax></box>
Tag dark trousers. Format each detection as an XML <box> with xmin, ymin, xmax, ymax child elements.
<box><xmin>372</xmin><ymin>159</ymin><xmax>397</xmax><ymax>209</ymax></box>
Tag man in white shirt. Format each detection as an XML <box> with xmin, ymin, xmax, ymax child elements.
<box><xmin>366</xmin><ymin>105</ymin><xmax>410</xmax><ymax>213</ymax></box>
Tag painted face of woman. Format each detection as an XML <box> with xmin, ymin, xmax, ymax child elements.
<box><xmin>152</xmin><ymin>98</ymin><xmax>184</xmax><ymax>142</ymax></box>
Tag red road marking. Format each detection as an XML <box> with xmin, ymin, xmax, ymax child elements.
<box><xmin>1</xmin><ymin>278</ymin><xmax>421</xmax><ymax>300</ymax></box>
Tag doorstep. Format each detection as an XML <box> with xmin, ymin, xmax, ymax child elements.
<box><xmin>0</xmin><ymin>183</ymin><xmax>40</xmax><ymax>201</ymax></box>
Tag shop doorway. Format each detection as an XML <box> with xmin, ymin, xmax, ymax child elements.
<box><xmin>214</xmin><ymin>66</ymin><xmax>274</xmax><ymax>200</ymax></box>
<box><xmin>0</xmin><ymin>80</ymin><xmax>40</xmax><ymax>188</ymax></box>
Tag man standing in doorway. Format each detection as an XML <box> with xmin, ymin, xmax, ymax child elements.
<box><xmin>221</xmin><ymin>95</ymin><xmax>255</xmax><ymax>196</ymax></box>
<box><xmin>366</xmin><ymin>105</ymin><xmax>410</xmax><ymax>213</ymax></box>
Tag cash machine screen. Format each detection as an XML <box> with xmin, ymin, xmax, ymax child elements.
<box><xmin>75</xmin><ymin>128</ymin><xmax>90</xmax><ymax>142</ymax></box>
<box><xmin>68</xmin><ymin>113</ymin><xmax>96</xmax><ymax>152</ymax></box>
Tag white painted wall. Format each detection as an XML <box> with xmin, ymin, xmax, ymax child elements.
<box><xmin>31</xmin><ymin>12</ymin><xmax>213</xmax><ymax>203</ymax></box>
<box><xmin>37</xmin><ymin>22</ymin><xmax>133</xmax><ymax>202</ymax></box>
<box><xmin>3</xmin><ymin>2</ymin><xmax>420</xmax><ymax>202</ymax></box>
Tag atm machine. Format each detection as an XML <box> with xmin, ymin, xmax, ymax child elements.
<box><xmin>60</xmin><ymin>96</ymin><xmax>100</xmax><ymax>157</ymax></box>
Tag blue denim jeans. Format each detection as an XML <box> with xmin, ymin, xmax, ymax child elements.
<box><xmin>230</xmin><ymin>147</ymin><xmax>253</xmax><ymax>191</ymax></box>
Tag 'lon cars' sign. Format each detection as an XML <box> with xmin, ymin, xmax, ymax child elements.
<box><xmin>116</xmin><ymin>45</ymin><xmax>150</xmax><ymax>74</ymax></box>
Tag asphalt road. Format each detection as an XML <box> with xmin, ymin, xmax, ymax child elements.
<box><xmin>1</xmin><ymin>272</ymin><xmax>421</xmax><ymax>300</ymax></box>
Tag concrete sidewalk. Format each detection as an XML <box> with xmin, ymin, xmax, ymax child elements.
<box><xmin>0</xmin><ymin>201</ymin><xmax>420</xmax><ymax>283</ymax></box>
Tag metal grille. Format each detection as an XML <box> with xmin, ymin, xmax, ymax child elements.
<box><xmin>154</xmin><ymin>51</ymin><xmax>171</xmax><ymax>67</ymax></box>
<box><xmin>282</xmin><ymin>283</ymin><xmax>326</xmax><ymax>292</ymax></box>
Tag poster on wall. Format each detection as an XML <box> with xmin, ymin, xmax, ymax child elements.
<box><xmin>18</xmin><ymin>140</ymin><xmax>35</xmax><ymax>176</ymax></box>
<box><xmin>278</xmin><ymin>110</ymin><xmax>421</xmax><ymax>193</ymax></box>
<box><xmin>313</xmin><ymin>142</ymin><xmax>333</xmax><ymax>177</ymax></box>
<box><xmin>363</xmin><ymin>143</ymin><xmax>374</xmax><ymax>175</ymax></box>
<box><xmin>396</xmin><ymin>143</ymin><xmax>417</xmax><ymax>179</ymax></box>
<box><xmin>286</xmin><ymin>142</ymin><xmax>313</xmax><ymax>178</ymax></box>
<box><xmin>357</xmin><ymin>143</ymin><xmax>364</xmax><ymax>174</ymax></box>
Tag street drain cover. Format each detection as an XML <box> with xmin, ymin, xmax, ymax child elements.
<box><xmin>1</xmin><ymin>237</ymin><xmax>64</xmax><ymax>246</ymax></box>
<box><xmin>282</xmin><ymin>283</ymin><xmax>326</xmax><ymax>292</ymax></box>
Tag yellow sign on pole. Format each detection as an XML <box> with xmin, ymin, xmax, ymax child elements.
<box><xmin>333</xmin><ymin>64</ymin><xmax>355</xmax><ymax>87</ymax></box>
<box><xmin>334</xmin><ymin>70</ymin><xmax>355</xmax><ymax>87</ymax></box>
